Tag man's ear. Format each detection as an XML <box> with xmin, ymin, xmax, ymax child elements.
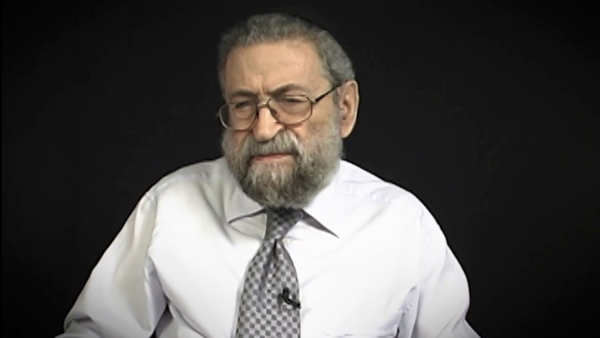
<box><xmin>337</xmin><ymin>80</ymin><xmax>359</xmax><ymax>138</ymax></box>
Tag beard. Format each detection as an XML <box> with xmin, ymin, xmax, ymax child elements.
<box><xmin>221</xmin><ymin>113</ymin><xmax>344</xmax><ymax>208</ymax></box>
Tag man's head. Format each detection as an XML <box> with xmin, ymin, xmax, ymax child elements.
<box><xmin>218</xmin><ymin>13</ymin><xmax>359</xmax><ymax>208</ymax></box>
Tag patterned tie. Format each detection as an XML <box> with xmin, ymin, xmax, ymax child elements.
<box><xmin>235</xmin><ymin>207</ymin><xmax>304</xmax><ymax>338</ymax></box>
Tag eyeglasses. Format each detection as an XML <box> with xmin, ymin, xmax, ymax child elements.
<box><xmin>217</xmin><ymin>84</ymin><xmax>340</xmax><ymax>131</ymax></box>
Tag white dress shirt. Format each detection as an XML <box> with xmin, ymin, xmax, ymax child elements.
<box><xmin>58</xmin><ymin>157</ymin><xmax>479</xmax><ymax>338</ymax></box>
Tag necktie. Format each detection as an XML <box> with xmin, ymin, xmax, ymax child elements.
<box><xmin>235</xmin><ymin>207</ymin><xmax>304</xmax><ymax>338</ymax></box>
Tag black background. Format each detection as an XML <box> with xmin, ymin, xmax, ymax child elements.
<box><xmin>3</xmin><ymin>1</ymin><xmax>599</xmax><ymax>337</ymax></box>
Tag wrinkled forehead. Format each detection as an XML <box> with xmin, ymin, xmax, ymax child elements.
<box><xmin>222</xmin><ymin>39</ymin><xmax>328</xmax><ymax>97</ymax></box>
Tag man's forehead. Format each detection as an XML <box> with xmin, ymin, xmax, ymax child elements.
<box><xmin>223</xmin><ymin>40</ymin><xmax>325</xmax><ymax>95</ymax></box>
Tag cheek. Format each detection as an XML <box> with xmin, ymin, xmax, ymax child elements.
<box><xmin>308</xmin><ymin>106</ymin><xmax>339</xmax><ymax>130</ymax></box>
<box><xmin>286</xmin><ymin>126</ymin><xmax>309</xmax><ymax>143</ymax></box>
<box><xmin>231</xmin><ymin>132</ymin><xmax>251</xmax><ymax>149</ymax></box>
<box><xmin>305</xmin><ymin>113</ymin><xmax>337</xmax><ymax>136</ymax></box>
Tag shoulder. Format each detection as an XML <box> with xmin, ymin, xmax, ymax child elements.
<box><xmin>337</xmin><ymin>160</ymin><xmax>446</xmax><ymax>242</ymax></box>
<box><xmin>144</xmin><ymin>157</ymin><xmax>234</xmax><ymax>201</ymax></box>
<box><xmin>337</xmin><ymin>160</ymin><xmax>427</xmax><ymax>216</ymax></box>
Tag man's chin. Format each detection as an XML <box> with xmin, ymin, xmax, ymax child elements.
<box><xmin>243</xmin><ymin>157</ymin><xmax>295</xmax><ymax>189</ymax></box>
<box><xmin>248</xmin><ymin>160</ymin><xmax>294</xmax><ymax>178</ymax></box>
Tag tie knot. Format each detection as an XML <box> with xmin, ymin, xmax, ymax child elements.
<box><xmin>264</xmin><ymin>208</ymin><xmax>304</xmax><ymax>241</ymax></box>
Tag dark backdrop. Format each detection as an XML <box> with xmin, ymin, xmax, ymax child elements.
<box><xmin>3</xmin><ymin>1</ymin><xmax>599</xmax><ymax>337</ymax></box>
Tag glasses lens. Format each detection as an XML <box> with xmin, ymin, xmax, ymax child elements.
<box><xmin>219</xmin><ymin>103</ymin><xmax>255</xmax><ymax>130</ymax></box>
<box><xmin>218</xmin><ymin>96</ymin><xmax>313</xmax><ymax>130</ymax></box>
<box><xmin>271</xmin><ymin>97</ymin><xmax>311</xmax><ymax>124</ymax></box>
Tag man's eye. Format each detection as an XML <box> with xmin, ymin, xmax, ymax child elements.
<box><xmin>233</xmin><ymin>101</ymin><xmax>254</xmax><ymax>109</ymax></box>
<box><xmin>279</xmin><ymin>97</ymin><xmax>305</xmax><ymax>104</ymax></box>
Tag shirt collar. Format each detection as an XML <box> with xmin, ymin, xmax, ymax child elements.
<box><xmin>223</xmin><ymin>160</ymin><xmax>347</xmax><ymax>238</ymax></box>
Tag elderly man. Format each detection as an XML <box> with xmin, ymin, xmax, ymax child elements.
<box><xmin>58</xmin><ymin>12</ymin><xmax>479</xmax><ymax>338</ymax></box>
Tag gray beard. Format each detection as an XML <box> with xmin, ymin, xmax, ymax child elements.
<box><xmin>221</xmin><ymin>116</ymin><xmax>343</xmax><ymax>208</ymax></box>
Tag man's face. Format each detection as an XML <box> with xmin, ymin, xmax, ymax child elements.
<box><xmin>220</xmin><ymin>39</ymin><xmax>343</xmax><ymax>208</ymax></box>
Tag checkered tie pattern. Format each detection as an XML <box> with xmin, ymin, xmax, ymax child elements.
<box><xmin>235</xmin><ymin>207</ymin><xmax>304</xmax><ymax>338</ymax></box>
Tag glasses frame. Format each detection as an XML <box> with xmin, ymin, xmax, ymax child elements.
<box><xmin>218</xmin><ymin>83</ymin><xmax>341</xmax><ymax>131</ymax></box>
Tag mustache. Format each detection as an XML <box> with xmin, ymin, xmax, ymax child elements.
<box><xmin>242</xmin><ymin>132</ymin><xmax>301</xmax><ymax>157</ymax></box>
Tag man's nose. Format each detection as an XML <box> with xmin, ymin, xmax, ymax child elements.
<box><xmin>252</xmin><ymin>104</ymin><xmax>284</xmax><ymax>141</ymax></box>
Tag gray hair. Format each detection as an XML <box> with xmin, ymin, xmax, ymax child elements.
<box><xmin>217</xmin><ymin>12</ymin><xmax>355</xmax><ymax>91</ymax></box>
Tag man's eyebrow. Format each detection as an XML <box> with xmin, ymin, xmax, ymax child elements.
<box><xmin>228</xmin><ymin>89</ymin><xmax>257</xmax><ymax>99</ymax></box>
<box><xmin>228</xmin><ymin>83</ymin><xmax>311</xmax><ymax>99</ymax></box>
<box><xmin>269</xmin><ymin>83</ymin><xmax>311</xmax><ymax>96</ymax></box>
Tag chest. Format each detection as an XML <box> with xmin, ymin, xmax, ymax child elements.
<box><xmin>150</xmin><ymin>221</ymin><xmax>419</xmax><ymax>337</ymax></box>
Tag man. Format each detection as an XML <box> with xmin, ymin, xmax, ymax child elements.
<box><xmin>58</xmin><ymin>12</ymin><xmax>479</xmax><ymax>338</ymax></box>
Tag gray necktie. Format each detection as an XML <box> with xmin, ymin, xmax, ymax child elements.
<box><xmin>235</xmin><ymin>207</ymin><xmax>304</xmax><ymax>338</ymax></box>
